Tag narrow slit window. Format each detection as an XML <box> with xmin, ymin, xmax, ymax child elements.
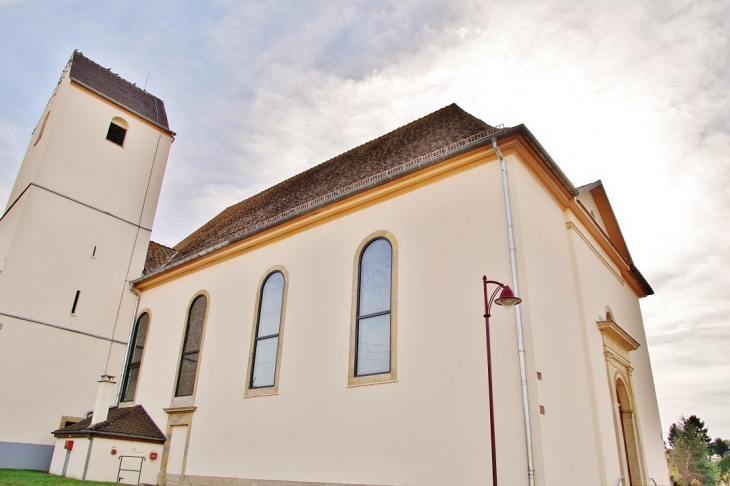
<box><xmin>175</xmin><ymin>295</ymin><xmax>207</xmax><ymax>397</ymax></box>
<box><xmin>250</xmin><ymin>272</ymin><xmax>285</xmax><ymax>389</ymax></box>
<box><xmin>355</xmin><ymin>238</ymin><xmax>392</xmax><ymax>376</ymax></box>
<box><xmin>120</xmin><ymin>313</ymin><xmax>149</xmax><ymax>402</ymax></box>
<box><xmin>71</xmin><ymin>290</ymin><xmax>80</xmax><ymax>314</ymax></box>
<box><xmin>92</xmin><ymin>246</ymin><xmax>97</xmax><ymax>257</ymax></box>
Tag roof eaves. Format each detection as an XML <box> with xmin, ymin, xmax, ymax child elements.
<box><xmin>133</xmin><ymin>125</ymin><xmax>508</xmax><ymax>284</ymax></box>
<box><xmin>69</xmin><ymin>78</ymin><xmax>175</xmax><ymax>136</ymax></box>
<box><xmin>133</xmin><ymin>123</ymin><xmax>582</xmax><ymax>286</ymax></box>
<box><xmin>491</xmin><ymin>124</ymin><xmax>579</xmax><ymax>197</ymax></box>
<box><xmin>630</xmin><ymin>264</ymin><xmax>654</xmax><ymax>296</ymax></box>
<box><xmin>577</xmin><ymin>180</ymin><xmax>603</xmax><ymax>195</ymax></box>
<box><xmin>53</xmin><ymin>429</ymin><xmax>165</xmax><ymax>442</ymax></box>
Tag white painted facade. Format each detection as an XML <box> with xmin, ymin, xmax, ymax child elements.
<box><xmin>124</xmin><ymin>141</ymin><xmax>669</xmax><ymax>486</ymax></box>
<box><xmin>1</xmin><ymin>53</ymin><xmax>669</xmax><ymax>486</ymax></box>
<box><xmin>0</xmin><ymin>54</ymin><xmax>172</xmax><ymax>469</ymax></box>
<box><xmin>49</xmin><ymin>436</ymin><xmax>163</xmax><ymax>484</ymax></box>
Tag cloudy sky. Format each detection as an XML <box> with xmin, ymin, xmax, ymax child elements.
<box><xmin>1</xmin><ymin>0</ymin><xmax>728</xmax><ymax>439</ymax></box>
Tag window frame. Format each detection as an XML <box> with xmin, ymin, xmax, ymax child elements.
<box><xmin>106</xmin><ymin>117</ymin><xmax>128</xmax><ymax>147</ymax></box>
<box><xmin>172</xmin><ymin>292</ymin><xmax>210</xmax><ymax>402</ymax></box>
<box><xmin>245</xmin><ymin>266</ymin><xmax>289</xmax><ymax>397</ymax></box>
<box><xmin>348</xmin><ymin>231</ymin><xmax>398</xmax><ymax>386</ymax></box>
<box><xmin>120</xmin><ymin>311</ymin><xmax>151</xmax><ymax>403</ymax></box>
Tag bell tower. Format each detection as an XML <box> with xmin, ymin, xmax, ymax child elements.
<box><xmin>0</xmin><ymin>51</ymin><xmax>174</xmax><ymax>470</ymax></box>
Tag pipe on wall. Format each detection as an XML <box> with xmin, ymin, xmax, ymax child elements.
<box><xmin>492</xmin><ymin>137</ymin><xmax>536</xmax><ymax>486</ymax></box>
<box><xmin>81</xmin><ymin>434</ymin><xmax>93</xmax><ymax>480</ymax></box>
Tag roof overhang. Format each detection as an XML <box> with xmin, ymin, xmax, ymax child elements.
<box><xmin>134</xmin><ymin>124</ymin><xmax>652</xmax><ymax>296</ymax></box>
<box><xmin>52</xmin><ymin>430</ymin><xmax>165</xmax><ymax>444</ymax></box>
<box><xmin>576</xmin><ymin>180</ymin><xmax>653</xmax><ymax>296</ymax></box>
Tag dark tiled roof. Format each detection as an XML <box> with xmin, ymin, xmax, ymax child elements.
<box><xmin>168</xmin><ymin>104</ymin><xmax>492</xmax><ymax>266</ymax></box>
<box><xmin>69</xmin><ymin>51</ymin><xmax>171</xmax><ymax>132</ymax></box>
<box><xmin>144</xmin><ymin>241</ymin><xmax>177</xmax><ymax>275</ymax></box>
<box><xmin>53</xmin><ymin>405</ymin><xmax>165</xmax><ymax>442</ymax></box>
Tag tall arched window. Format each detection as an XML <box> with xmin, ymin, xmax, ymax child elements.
<box><xmin>175</xmin><ymin>295</ymin><xmax>207</xmax><ymax>397</ymax></box>
<box><xmin>250</xmin><ymin>271</ymin><xmax>285</xmax><ymax>389</ymax></box>
<box><xmin>355</xmin><ymin>238</ymin><xmax>393</xmax><ymax>376</ymax></box>
<box><xmin>120</xmin><ymin>312</ymin><xmax>149</xmax><ymax>402</ymax></box>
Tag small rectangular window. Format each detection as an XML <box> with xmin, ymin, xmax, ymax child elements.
<box><xmin>106</xmin><ymin>123</ymin><xmax>127</xmax><ymax>146</ymax></box>
<box><xmin>71</xmin><ymin>290</ymin><xmax>80</xmax><ymax>314</ymax></box>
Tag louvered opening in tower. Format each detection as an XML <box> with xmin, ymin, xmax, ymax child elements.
<box><xmin>106</xmin><ymin>123</ymin><xmax>127</xmax><ymax>146</ymax></box>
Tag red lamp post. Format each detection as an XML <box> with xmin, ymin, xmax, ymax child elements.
<box><xmin>482</xmin><ymin>276</ymin><xmax>522</xmax><ymax>486</ymax></box>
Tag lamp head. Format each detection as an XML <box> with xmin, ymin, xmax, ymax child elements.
<box><xmin>494</xmin><ymin>285</ymin><xmax>521</xmax><ymax>309</ymax></box>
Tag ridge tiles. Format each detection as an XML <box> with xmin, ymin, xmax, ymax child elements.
<box><xmin>169</xmin><ymin>104</ymin><xmax>492</xmax><ymax>266</ymax></box>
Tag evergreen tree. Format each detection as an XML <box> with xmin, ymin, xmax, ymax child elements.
<box><xmin>669</xmin><ymin>415</ymin><xmax>711</xmax><ymax>446</ymax></box>
<box><xmin>667</xmin><ymin>416</ymin><xmax>718</xmax><ymax>486</ymax></box>
<box><xmin>710</xmin><ymin>437</ymin><xmax>729</xmax><ymax>458</ymax></box>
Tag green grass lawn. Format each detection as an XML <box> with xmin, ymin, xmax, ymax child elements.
<box><xmin>0</xmin><ymin>470</ymin><xmax>120</xmax><ymax>486</ymax></box>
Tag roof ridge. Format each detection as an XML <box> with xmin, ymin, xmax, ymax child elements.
<box><xmin>233</xmin><ymin>104</ymin><xmax>469</xmax><ymax>208</ymax></box>
<box><xmin>72</xmin><ymin>50</ymin><xmax>163</xmax><ymax>104</ymax></box>
<box><xmin>173</xmin><ymin>104</ymin><xmax>484</xmax><ymax>250</ymax></box>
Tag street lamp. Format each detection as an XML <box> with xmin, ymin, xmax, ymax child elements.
<box><xmin>482</xmin><ymin>276</ymin><xmax>522</xmax><ymax>486</ymax></box>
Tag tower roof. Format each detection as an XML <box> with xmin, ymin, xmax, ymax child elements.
<box><xmin>69</xmin><ymin>50</ymin><xmax>171</xmax><ymax>133</ymax></box>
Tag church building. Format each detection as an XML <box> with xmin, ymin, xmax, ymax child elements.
<box><xmin>3</xmin><ymin>52</ymin><xmax>671</xmax><ymax>486</ymax></box>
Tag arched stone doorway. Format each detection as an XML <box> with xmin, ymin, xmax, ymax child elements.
<box><xmin>616</xmin><ymin>378</ymin><xmax>642</xmax><ymax>485</ymax></box>
<box><xmin>597</xmin><ymin>316</ymin><xmax>647</xmax><ymax>486</ymax></box>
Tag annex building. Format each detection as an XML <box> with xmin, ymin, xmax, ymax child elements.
<box><xmin>1</xmin><ymin>51</ymin><xmax>671</xmax><ymax>486</ymax></box>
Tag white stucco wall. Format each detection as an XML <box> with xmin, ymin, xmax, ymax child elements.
<box><xmin>135</xmin><ymin>155</ymin><xmax>525</xmax><ymax>486</ymax></box>
<box><xmin>575</xmin><ymin>191</ymin><xmax>608</xmax><ymax>233</ymax></box>
<box><xmin>86</xmin><ymin>437</ymin><xmax>163</xmax><ymax>485</ymax></box>
<box><xmin>49</xmin><ymin>436</ymin><xmax>162</xmax><ymax>484</ymax></box>
<box><xmin>567</xmin><ymin>215</ymin><xmax>669</xmax><ymax>485</ymax></box>
<box><xmin>48</xmin><ymin>437</ymin><xmax>90</xmax><ymax>480</ymax></box>
<box><xmin>505</xmin><ymin>155</ymin><xmax>607</xmax><ymax>485</ymax></box>
<box><xmin>0</xmin><ymin>59</ymin><xmax>172</xmax><ymax>462</ymax></box>
<box><xmin>123</xmin><ymin>145</ymin><xmax>665</xmax><ymax>486</ymax></box>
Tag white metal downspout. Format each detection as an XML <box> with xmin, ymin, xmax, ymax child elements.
<box><xmin>492</xmin><ymin>137</ymin><xmax>536</xmax><ymax>486</ymax></box>
<box><xmin>81</xmin><ymin>433</ymin><xmax>93</xmax><ymax>480</ymax></box>
<box><xmin>115</xmin><ymin>284</ymin><xmax>140</xmax><ymax>405</ymax></box>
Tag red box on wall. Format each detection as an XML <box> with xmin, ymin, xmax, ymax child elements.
<box><xmin>149</xmin><ymin>451</ymin><xmax>158</xmax><ymax>461</ymax></box>
<box><xmin>64</xmin><ymin>440</ymin><xmax>74</xmax><ymax>450</ymax></box>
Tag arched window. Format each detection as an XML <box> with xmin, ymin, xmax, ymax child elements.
<box><xmin>355</xmin><ymin>238</ymin><xmax>393</xmax><ymax>377</ymax></box>
<box><xmin>106</xmin><ymin>116</ymin><xmax>128</xmax><ymax>146</ymax></box>
<box><xmin>250</xmin><ymin>271</ymin><xmax>285</xmax><ymax>389</ymax></box>
<box><xmin>120</xmin><ymin>312</ymin><xmax>149</xmax><ymax>402</ymax></box>
<box><xmin>175</xmin><ymin>295</ymin><xmax>207</xmax><ymax>397</ymax></box>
